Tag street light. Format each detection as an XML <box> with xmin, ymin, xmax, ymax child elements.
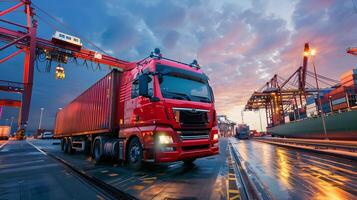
<box><xmin>38</xmin><ymin>108</ymin><xmax>44</xmax><ymax>130</ymax></box>
<box><xmin>304</xmin><ymin>48</ymin><xmax>328</xmax><ymax>140</ymax></box>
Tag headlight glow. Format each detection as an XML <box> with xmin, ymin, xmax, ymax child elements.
<box><xmin>159</xmin><ymin>135</ymin><xmax>173</xmax><ymax>144</ymax></box>
<box><xmin>213</xmin><ymin>133</ymin><xmax>219</xmax><ymax>141</ymax></box>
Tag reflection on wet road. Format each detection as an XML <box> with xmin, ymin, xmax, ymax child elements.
<box><xmin>29</xmin><ymin>138</ymin><xmax>230</xmax><ymax>200</ymax></box>
<box><xmin>234</xmin><ymin>140</ymin><xmax>357</xmax><ymax>200</ymax></box>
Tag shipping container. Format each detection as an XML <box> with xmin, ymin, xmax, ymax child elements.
<box><xmin>54</xmin><ymin>70</ymin><xmax>121</xmax><ymax>137</ymax></box>
<box><xmin>332</xmin><ymin>102</ymin><xmax>348</xmax><ymax>111</ymax></box>
<box><xmin>340</xmin><ymin>69</ymin><xmax>357</xmax><ymax>81</ymax></box>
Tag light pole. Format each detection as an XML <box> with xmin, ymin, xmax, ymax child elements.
<box><xmin>241</xmin><ymin>110</ymin><xmax>244</xmax><ymax>124</ymax></box>
<box><xmin>10</xmin><ymin>116</ymin><xmax>14</xmax><ymax>132</ymax></box>
<box><xmin>306</xmin><ymin>49</ymin><xmax>328</xmax><ymax>139</ymax></box>
<box><xmin>38</xmin><ymin>108</ymin><xmax>44</xmax><ymax>130</ymax></box>
<box><xmin>258</xmin><ymin>109</ymin><xmax>263</xmax><ymax>132</ymax></box>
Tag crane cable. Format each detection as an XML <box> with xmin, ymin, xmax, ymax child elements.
<box><xmin>352</xmin><ymin>0</ymin><xmax>357</xmax><ymax>13</ymax></box>
<box><xmin>31</xmin><ymin>2</ymin><xmax>112</xmax><ymax>57</ymax></box>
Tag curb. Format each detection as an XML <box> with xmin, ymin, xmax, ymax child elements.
<box><xmin>255</xmin><ymin>139</ymin><xmax>357</xmax><ymax>161</ymax></box>
<box><xmin>48</xmin><ymin>153</ymin><xmax>137</xmax><ymax>200</ymax></box>
<box><xmin>229</xmin><ymin>138</ymin><xmax>272</xmax><ymax>200</ymax></box>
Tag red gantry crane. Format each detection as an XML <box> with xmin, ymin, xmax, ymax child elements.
<box><xmin>244</xmin><ymin>43</ymin><xmax>339</xmax><ymax>128</ymax></box>
<box><xmin>0</xmin><ymin>0</ymin><xmax>133</xmax><ymax>133</ymax></box>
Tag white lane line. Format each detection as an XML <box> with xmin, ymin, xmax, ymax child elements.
<box><xmin>0</xmin><ymin>141</ymin><xmax>9</xmax><ymax>149</ymax></box>
<box><xmin>27</xmin><ymin>141</ymin><xmax>47</xmax><ymax>156</ymax></box>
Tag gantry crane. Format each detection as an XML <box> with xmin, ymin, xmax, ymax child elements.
<box><xmin>245</xmin><ymin>43</ymin><xmax>339</xmax><ymax>127</ymax></box>
<box><xmin>0</xmin><ymin>0</ymin><xmax>133</xmax><ymax>132</ymax></box>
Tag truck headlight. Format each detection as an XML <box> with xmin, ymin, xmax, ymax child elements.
<box><xmin>159</xmin><ymin>135</ymin><xmax>173</xmax><ymax>144</ymax></box>
<box><xmin>213</xmin><ymin>133</ymin><xmax>219</xmax><ymax>141</ymax></box>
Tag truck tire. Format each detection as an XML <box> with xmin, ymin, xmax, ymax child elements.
<box><xmin>63</xmin><ymin>138</ymin><xmax>69</xmax><ymax>153</ymax></box>
<box><xmin>127</xmin><ymin>137</ymin><xmax>143</xmax><ymax>170</ymax></box>
<box><xmin>183</xmin><ymin>158</ymin><xmax>196</xmax><ymax>165</ymax></box>
<box><xmin>93</xmin><ymin>139</ymin><xmax>103</xmax><ymax>162</ymax></box>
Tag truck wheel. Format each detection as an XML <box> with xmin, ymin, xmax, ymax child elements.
<box><xmin>127</xmin><ymin>137</ymin><xmax>143</xmax><ymax>170</ymax></box>
<box><xmin>183</xmin><ymin>158</ymin><xmax>196</xmax><ymax>165</ymax></box>
<box><xmin>63</xmin><ymin>138</ymin><xmax>69</xmax><ymax>153</ymax></box>
<box><xmin>93</xmin><ymin>139</ymin><xmax>103</xmax><ymax>162</ymax></box>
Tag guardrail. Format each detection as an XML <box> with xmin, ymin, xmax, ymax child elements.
<box><xmin>229</xmin><ymin>138</ymin><xmax>272</xmax><ymax>200</ymax></box>
<box><xmin>254</xmin><ymin>138</ymin><xmax>357</xmax><ymax>152</ymax></box>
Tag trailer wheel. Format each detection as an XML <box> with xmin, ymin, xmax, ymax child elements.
<box><xmin>93</xmin><ymin>139</ymin><xmax>103</xmax><ymax>162</ymax></box>
<box><xmin>63</xmin><ymin>138</ymin><xmax>69</xmax><ymax>153</ymax></box>
<box><xmin>127</xmin><ymin>137</ymin><xmax>143</xmax><ymax>170</ymax></box>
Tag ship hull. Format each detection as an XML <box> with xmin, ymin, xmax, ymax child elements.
<box><xmin>268</xmin><ymin>110</ymin><xmax>357</xmax><ymax>140</ymax></box>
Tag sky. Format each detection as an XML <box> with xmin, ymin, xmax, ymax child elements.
<box><xmin>0</xmin><ymin>0</ymin><xmax>356</xmax><ymax>132</ymax></box>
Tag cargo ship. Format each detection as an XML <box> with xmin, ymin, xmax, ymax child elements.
<box><xmin>269</xmin><ymin>68</ymin><xmax>357</xmax><ymax>140</ymax></box>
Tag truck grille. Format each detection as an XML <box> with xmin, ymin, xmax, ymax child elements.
<box><xmin>174</xmin><ymin>108</ymin><xmax>208</xmax><ymax>127</ymax></box>
<box><xmin>179</xmin><ymin>130</ymin><xmax>210</xmax><ymax>140</ymax></box>
<box><xmin>182</xmin><ymin>145</ymin><xmax>210</xmax><ymax>151</ymax></box>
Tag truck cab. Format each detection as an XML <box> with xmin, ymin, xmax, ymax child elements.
<box><xmin>121</xmin><ymin>56</ymin><xmax>219</xmax><ymax>169</ymax></box>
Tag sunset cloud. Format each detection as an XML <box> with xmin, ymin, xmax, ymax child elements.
<box><xmin>1</xmin><ymin>0</ymin><xmax>356</xmax><ymax>130</ymax></box>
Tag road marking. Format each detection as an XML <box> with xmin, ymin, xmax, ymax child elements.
<box><xmin>0</xmin><ymin>163</ymin><xmax>57</xmax><ymax>175</ymax></box>
<box><xmin>26</xmin><ymin>141</ymin><xmax>47</xmax><ymax>156</ymax></box>
<box><xmin>0</xmin><ymin>141</ymin><xmax>9</xmax><ymax>149</ymax></box>
<box><xmin>227</xmin><ymin>148</ymin><xmax>241</xmax><ymax>200</ymax></box>
<box><xmin>108</xmin><ymin>173</ymin><xmax>118</xmax><ymax>177</ymax></box>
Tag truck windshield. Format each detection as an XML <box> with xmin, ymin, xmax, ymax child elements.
<box><xmin>159</xmin><ymin>75</ymin><xmax>212</xmax><ymax>103</ymax></box>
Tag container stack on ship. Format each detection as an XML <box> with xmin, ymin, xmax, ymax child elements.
<box><xmin>244</xmin><ymin>43</ymin><xmax>357</xmax><ymax>140</ymax></box>
<box><xmin>268</xmin><ymin>68</ymin><xmax>357</xmax><ymax>140</ymax></box>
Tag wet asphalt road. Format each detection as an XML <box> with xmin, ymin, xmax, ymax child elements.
<box><xmin>24</xmin><ymin>138</ymin><xmax>230</xmax><ymax>200</ymax></box>
<box><xmin>0</xmin><ymin>140</ymin><xmax>107</xmax><ymax>200</ymax></box>
<box><xmin>234</xmin><ymin>139</ymin><xmax>357</xmax><ymax>200</ymax></box>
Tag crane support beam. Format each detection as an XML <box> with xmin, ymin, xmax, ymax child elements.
<box><xmin>0</xmin><ymin>99</ymin><xmax>22</xmax><ymax>108</ymax></box>
<box><xmin>0</xmin><ymin>49</ymin><xmax>24</xmax><ymax>64</ymax></box>
<box><xmin>0</xmin><ymin>2</ymin><xmax>25</xmax><ymax>17</ymax></box>
<box><xmin>0</xmin><ymin>27</ymin><xmax>132</xmax><ymax>70</ymax></box>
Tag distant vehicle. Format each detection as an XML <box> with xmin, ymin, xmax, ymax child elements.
<box><xmin>0</xmin><ymin>126</ymin><xmax>10</xmax><ymax>140</ymax></box>
<box><xmin>52</xmin><ymin>31</ymin><xmax>82</xmax><ymax>47</ymax></box>
<box><xmin>249</xmin><ymin>130</ymin><xmax>258</xmax><ymax>137</ymax></box>
<box><xmin>42</xmin><ymin>132</ymin><xmax>53</xmax><ymax>139</ymax></box>
<box><xmin>235</xmin><ymin>124</ymin><xmax>250</xmax><ymax>139</ymax></box>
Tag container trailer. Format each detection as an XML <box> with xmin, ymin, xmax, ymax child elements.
<box><xmin>54</xmin><ymin>51</ymin><xmax>219</xmax><ymax>170</ymax></box>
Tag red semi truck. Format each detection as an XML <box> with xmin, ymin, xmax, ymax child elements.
<box><xmin>54</xmin><ymin>50</ymin><xmax>219</xmax><ymax>170</ymax></box>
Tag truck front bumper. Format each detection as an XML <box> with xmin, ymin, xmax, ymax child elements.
<box><xmin>155</xmin><ymin>144</ymin><xmax>219</xmax><ymax>163</ymax></box>
<box><xmin>154</xmin><ymin>128</ymin><xmax>220</xmax><ymax>163</ymax></box>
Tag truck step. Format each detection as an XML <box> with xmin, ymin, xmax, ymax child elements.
<box><xmin>72</xmin><ymin>141</ymin><xmax>85</xmax><ymax>151</ymax></box>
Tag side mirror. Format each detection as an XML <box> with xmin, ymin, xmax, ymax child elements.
<box><xmin>138</xmin><ymin>74</ymin><xmax>150</xmax><ymax>97</ymax></box>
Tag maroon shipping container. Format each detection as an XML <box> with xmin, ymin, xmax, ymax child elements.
<box><xmin>54</xmin><ymin>70</ymin><xmax>121</xmax><ymax>137</ymax></box>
